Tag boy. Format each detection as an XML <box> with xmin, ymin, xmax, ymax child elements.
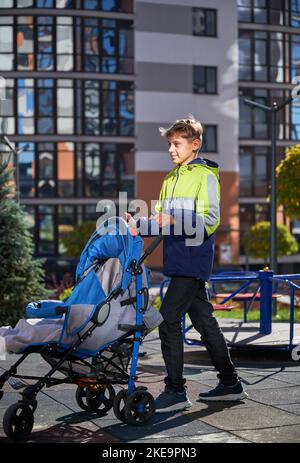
<box><xmin>126</xmin><ymin>118</ymin><xmax>247</xmax><ymax>412</ymax></box>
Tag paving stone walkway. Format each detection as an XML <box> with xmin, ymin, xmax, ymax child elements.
<box><xmin>0</xmin><ymin>331</ymin><xmax>300</xmax><ymax>443</ymax></box>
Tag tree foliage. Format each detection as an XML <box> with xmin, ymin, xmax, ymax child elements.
<box><xmin>0</xmin><ymin>162</ymin><xmax>51</xmax><ymax>326</ymax></box>
<box><xmin>61</xmin><ymin>221</ymin><xmax>96</xmax><ymax>257</ymax></box>
<box><xmin>242</xmin><ymin>221</ymin><xmax>298</xmax><ymax>260</ymax></box>
<box><xmin>277</xmin><ymin>144</ymin><xmax>300</xmax><ymax>219</ymax></box>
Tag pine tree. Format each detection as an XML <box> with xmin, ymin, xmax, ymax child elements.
<box><xmin>0</xmin><ymin>161</ymin><xmax>51</xmax><ymax>326</ymax></box>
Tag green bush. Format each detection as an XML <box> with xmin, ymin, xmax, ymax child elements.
<box><xmin>61</xmin><ymin>221</ymin><xmax>96</xmax><ymax>258</ymax></box>
<box><xmin>242</xmin><ymin>221</ymin><xmax>298</xmax><ymax>260</ymax></box>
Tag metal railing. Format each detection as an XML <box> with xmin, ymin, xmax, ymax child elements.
<box><xmin>159</xmin><ymin>270</ymin><xmax>300</xmax><ymax>351</ymax></box>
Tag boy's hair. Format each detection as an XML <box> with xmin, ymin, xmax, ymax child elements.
<box><xmin>159</xmin><ymin>117</ymin><xmax>203</xmax><ymax>144</ymax></box>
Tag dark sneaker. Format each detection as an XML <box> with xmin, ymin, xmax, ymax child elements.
<box><xmin>198</xmin><ymin>380</ymin><xmax>248</xmax><ymax>402</ymax></box>
<box><xmin>155</xmin><ymin>390</ymin><xmax>192</xmax><ymax>413</ymax></box>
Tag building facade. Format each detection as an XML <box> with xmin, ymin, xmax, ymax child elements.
<box><xmin>0</xmin><ymin>0</ymin><xmax>135</xmax><ymax>276</ymax></box>
<box><xmin>0</xmin><ymin>0</ymin><xmax>299</xmax><ymax>275</ymax></box>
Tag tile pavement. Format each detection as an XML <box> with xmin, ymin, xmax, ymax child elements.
<box><xmin>0</xmin><ymin>331</ymin><xmax>300</xmax><ymax>443</ymax></box>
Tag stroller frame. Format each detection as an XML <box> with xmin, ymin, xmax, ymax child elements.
<box><xmin>0</xmin><ymin>232</ymin><xmax>163</xmax><ymax>440</ymax></box>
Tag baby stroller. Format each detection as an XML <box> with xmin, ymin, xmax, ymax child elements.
<box><xmin>0</xmin><ymin>217</ymin><xmax>163</xmax><ymax>441</ymax></box>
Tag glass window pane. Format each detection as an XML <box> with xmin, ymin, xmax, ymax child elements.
<box><xmin>0</xmin><ymin>0</ymin><xmax>13</xmax><ymax>6</ymax></box>
<box><xmin>206</xmin><ymin>10</ymin><xmax>216</xmax><ymax>36</ymax></box>
<box><xmin>119</xmin><ymin>90</ymin><xmax>134</xmax><ymax>136</ymax></box>
<box><xmin>0</xmin><ymin>26</ymin><xmax>13</xmax><ymax>52</ymax></box>
<box><xmin>239</xmin><ymin>152</ymin><xmax>252</xmax><ymax>196</ymax></box>
<box><xmin>119</xmin><ymin>145</ymin><xmax>134</xmax><ymax>197</ymax></box>
<box><xmin>57</xmin><ymin>20</ymin><xmax>73</xmax><ymax>50</ymax></box>
<box><xmin>193</xmin><ymin>66</ymin><xmax>205</xmax><ymax>93</ymax></box>
<box><xmin>193</xmin><ymin>8</ymin><xmax>205</xmax><ymax>35</ymax></box>
<box><xmin>57</xmin><ymin>87</ymin><xmax>73</xmax><ymax>116</ymax></box>
<box><xmin>56</xmin><ymin>0</ymin><xmax>74</xmax><ymax>7</ymax></box>
<box><xmin>238</xmin><ymin>0</ymin><xmax>251</xmax><ymax>22</ymax></box>
<box><xmin>203</xmin><ymin>126</ymin><xmax>217</xmax><ymax>152</ymax></box>
<box><xmin>102</xmin><ymin>0</ymin><xmax>117</xmax><ymax>11</ymax></box>
<box><xmin>58</xmin><ymin>205</ymin><xmax>76</xmax><ymax>254</ymax></box>
<box><xmin>18</xmin><ymin>142</ymin><xmax>35</xmax><ymax>198</ymax></box>
<box><xmin>57</xmin><ymin>142</ymin><xmax>74</xmax><ymax>197</ymax></box>
<box><xmin>84</xmin><ymin>0</ymin><xmax>99</xmax><ymax>8</ymax></box>
<box><xmin>206</xmin><ymin>68</ymin><xmax>217</xmax><ymax>93</ymax></box>
<box><xmin>18</xmin><ymin>79</ymin><xmax>34</xmax><ymax>134</ymax></box>
<box><xmin>38</xmin><ymin>206</ymin><xmax>55</xmax><ymax>254</ymax></box>
<box><xmin>38</xmin><ymin>87</ymin><xmax>54</xmax><ymax>116</ymax></box>
<box><xmin>84</xmin><ymin>81</ymin><xmax>100</xmax><ymax>135</ymax></box>
<box><xmin>57</xmin><ymin>117</ymin><xmax>74</xmax><ymax>133</ymax></box>
<box><xmin>85</xmin><ymin>143</ymin><xmax>100</xmax><ymax>197</ymax></box>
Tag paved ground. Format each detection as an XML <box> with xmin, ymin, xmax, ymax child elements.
<box><xmin>0</xmin><ymin>330</ymin><xmax>300</xmax><ymax>444</ymax></box>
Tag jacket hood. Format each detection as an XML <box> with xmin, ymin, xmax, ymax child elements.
<box><xmin>186</xmin><ymin>156</ymin><xmax>219</xmax><ymax>178</ymax></box>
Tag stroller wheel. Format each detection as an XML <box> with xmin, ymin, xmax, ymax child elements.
<box><xmin>75</xmin><ymin>386</ymin><xmax>90</xmax><ymax>411</ymax></box>
<box><xmin>86</xmin><ymin>384</ymin><xmax>115</xmax><ymax>415</ymax></box>
<box><xmin>124</xmin><ymin>390</ymin><xmax>155</xmax><ymax>426</ymax></box>
<box><xmin>3</xmin><ymin>402</ymin><xmax>34</xmax><ymax>442</ymax></box>
<box><xmin>113</xmin><ymin>388</ymin><xmax>128</xmax><ymax>422</ymax></box>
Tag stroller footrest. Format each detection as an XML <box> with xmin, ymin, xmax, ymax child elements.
<box><xmin>118</xmin><ymin>324</ymin><xmax>147</xmax><ymax>333</ymax></box>
<box><xmin>8</xmin><ymin>377</ymin><xmax>27</xmax><ymax>390</ymax></box>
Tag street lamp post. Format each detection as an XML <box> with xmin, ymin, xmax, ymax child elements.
<box><xmin>244</xmin><ymin>96</ymin><xmax>293</xmax><ymax>276</ymax></box>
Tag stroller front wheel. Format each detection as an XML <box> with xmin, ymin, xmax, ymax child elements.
<box><xmin>3</xmin><ymin>402</ymin><xmax>34</xmax><ymax>442</ymax></box>
<box><xmin>113</xmin><ymin>388</ymin><xmax>128</xmax><ymax>422</ymax></box>
<box><xmin>124</xmin><ymin>390</ymin><xmax>155</xmax><ymax>426</ymax></box>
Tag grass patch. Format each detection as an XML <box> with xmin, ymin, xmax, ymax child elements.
<box><xmin>152</xmin><ymin>296</ymin><xmax>300</xmax><ymax>323</ymax></box>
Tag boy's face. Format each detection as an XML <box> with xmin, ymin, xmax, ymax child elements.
<box><xmin>167</xmin><ymin>133</ymin><xmax>201</xmax><ymax>166</ymax></box>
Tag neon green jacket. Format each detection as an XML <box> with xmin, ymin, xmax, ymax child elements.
<box><xmin>140</xmin><ymin>157</ymin><xmax>220</xmax><ymax>279</ymax></box>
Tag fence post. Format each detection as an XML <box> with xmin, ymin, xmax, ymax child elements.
<box><xmin>258</xmin><ymin>268</ymin><xmax>274</xmax><ymax>335</ymax></box>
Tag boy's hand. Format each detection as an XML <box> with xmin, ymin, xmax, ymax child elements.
<box><xmin>124</xmin><ymin>212</ymin><xmax>137</xmax><ymax>229</ymax></box>
<box><xmin>151</xmin><ymin>213</ymin><xmax>174</xmax><ymax>228</ymax></box>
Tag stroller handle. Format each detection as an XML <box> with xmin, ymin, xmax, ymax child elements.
<box><xmin>137</xmin><ymin>233</ymin><xmax>164</xmax><ymax>267</ymax></box>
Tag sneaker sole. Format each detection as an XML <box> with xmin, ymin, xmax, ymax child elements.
<box><xmin>198</xmin><ymin>392</ymin><xmax>248</xmax><ymax>402</ymax></box>
<box><xmin>155</xmin><ymin>401</ymin><xmax>193</xmax><ymax>413</ymax></box>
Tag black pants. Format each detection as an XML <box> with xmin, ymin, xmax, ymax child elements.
<box><xmin>159</xmin><ymin>276</ymin><xmax>238</xmax><ymax>392</ymax></box>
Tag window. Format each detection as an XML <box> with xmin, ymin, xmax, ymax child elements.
<box><xmin>57</xmin><ymin>79</ymin><xmax>74</xmax><ymax>134</ymax></box>
<box><xmin>56</xmin><ymin>17</ymin><xmax>74</xmax><ymax>71</ymax></box>
<box><xmin>18</xmin><ymin>142</ymin><xmax>35</xmax><ymax>197</ymax></box>
<box><xmin>0</xmin><ymin>17</ymin><xmax>14</xmax><ymax>71</ymax></box>
<box><xmin>239</xmin><ymin>88</ymin><xmax>290</xmax><ymax>140</ymax></box>
<box><xmin>18</xmin><ymin>79</ymin><xmax>35</xmax><ymax>135</ymax></box>
<box><xmin>37</xmin><ymin>142</ymin><xmax>56</xmax><ymax>197</ymax></box>
<box><xmin>84</xmin><ymin>80</ymin><xmax>100</xmax><ymax>135</ymax></box>
<box><xmin>83</xmin><ymin>17</ymin><xmax>133</xmax><ymax>74</ymax></box>
<box><xmin>239</xmin><ymin>203</ymin><xmax>269</xmax><ymax>255</ymax></box>
<box><xmin>1</xmin><ymin>78</ymin><xmax>133</xmax><ymax>136</ymax></box>
<box><xmin>83</xmin><ymin>0</ymin><xmax>133</xmax><ymax>12</ymax></box>
<box><xmin>83</xmin><ymin>142</ymin><xmax>134</xmax><ymax>198</ymax></box>
<box><xmin>239</xmin><ymin>30</ymin><xmax>285</xmax><ymax>83</ymax></box>
<box><xmin>193</xmin><ymin>8</ymin><xmax>217</xmax><ymax>37</ymax></box>
<box><xmin>238</xmin><ymin>0</ymin><xmax>287</xmax><ymax>26</ymax></box>
<box><xmin>38</xmin><ymin>205</ymin><xmax>55</xmax><ymax>255</ymax></box>
<box><xmin>291</xmin><ymin>34</ymin><xmax>300</xmax><ymax>80</ymax></box>
<box><xmin>57</xmin><ymin>142</ymin><xmax>75</xmax><ymax>197</ymax></box>
<box><xmin>202</xmin><ymin>125</ymin><xmax>217</xmax><ymax>153</ymax></box>
<box><xmin>193</xmin><ymin>66</ymin><xmax>217</xmax><ymax>94</ymax></box>
<box><xmin>0</xmin><ymin>79</ymin><xmax>15</xmax><ymax>134</ymax></box>
<box><xmin>239</xmin><ymin>146</ymin><xmax>269</xmax><ymax>197</ymax></box>
<box><xmin>37</xmin><ymin>79</ymin><xmax>55</xmax><ymax>134</ymax></box>
<box><xmin>58</xmin><ymin>205</ymin><xmax>76</xmax><ymax>254</ymax></box>
<box><xmin>0</xmin><ymin>15</ymin><xmax>133</xmax><ymax>74</ymax></box>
